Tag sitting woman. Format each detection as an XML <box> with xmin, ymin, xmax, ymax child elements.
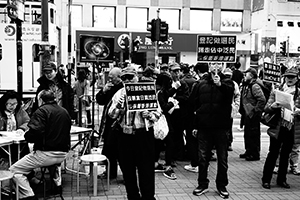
<box><xmin>0</xmin><ymin>90</ymin><xmax>30</xmax><ymax>167</ymax></box>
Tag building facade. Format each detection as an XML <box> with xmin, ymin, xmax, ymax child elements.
<box><xmin>57</xmin><ymin>0</ymin><xmax>253</xmax><ymax>69</ymax></box>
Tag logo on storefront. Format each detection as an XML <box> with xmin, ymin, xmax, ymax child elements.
<box><xmin>117</xmin><ymin>34</ymin><xmax>131</xmax><ymax>49</ymax></box>
<box><xmin>4</xmin><ymin>25</ymin><xmax>15</xmax><ymax>36</ymax></box>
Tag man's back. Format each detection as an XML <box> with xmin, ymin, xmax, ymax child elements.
<box><xmin>26</xmin><ymin>102</ymin><xmax>71</xmax><ymax>152</ymax></box>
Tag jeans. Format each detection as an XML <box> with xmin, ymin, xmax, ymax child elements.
<box><xmin>9</xmin><ymin>150</ymin><xmax>67</xmax><ymax>199</ymax></box>
<box><xmin>289</xmin><ymin>143</ymin><xmax>300</xmax><ymax>169</ymax></box>
<box><xmin>197</xmin><ymin>128</ymin><xmax>229</xmax><ymax>187</ymax></box>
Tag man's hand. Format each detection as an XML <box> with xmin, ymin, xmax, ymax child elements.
<box><xmin>103</xmin><ymin>82</ymin><xmax>114</xmax><ymax>93</ymax></box>
<box><xmin>213</xmin><ymin>74</ymin><xmax>221</xmax><ymax>86</ymax></box>
<box><xmin>192</xmin><ymin>129</ymin><xmax>198</xmax><ymax>138</ymax></box>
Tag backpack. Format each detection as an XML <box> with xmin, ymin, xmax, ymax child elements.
<box><xmin>250</xmin><ymin>79</ymin><xmax>271</xmax><ymax>105</ymax></box>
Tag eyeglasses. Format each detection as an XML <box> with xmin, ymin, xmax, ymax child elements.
<box><xmin>121</xmin><ymin>74</ymin><xmax>135</xmax><ymax>81</ymax></box>
<box><xmin>6</xmin><ymin>102</ymin><xmax>18</xmax><ymax>107</ymax></box>
<box><xmin>285</xmin><ymin>75</ymin><xmax>297</xmax><ymax>79</ymax></box>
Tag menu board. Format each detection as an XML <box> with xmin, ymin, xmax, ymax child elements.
<box><xmin>197</xmin><ymin>35</ymin><xmax>236</xmax><ymax>63</ymax></box>
<box><xmin>124</xmin><ymin>82</ymin><xmax>158</xmax><ymax>111</ymax></box>
<box><xmin>263</xmin><ymin>62</ymin><xmax>281</xmax><ymax>84</ymax></box>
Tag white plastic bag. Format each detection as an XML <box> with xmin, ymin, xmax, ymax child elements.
<box><xmin>154</xmin><ymin>91</ymin><xmax>169</xmax><ymax>140</ymax></box>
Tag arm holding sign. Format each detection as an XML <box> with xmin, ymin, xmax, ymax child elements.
<box><xmin>108</xmin><ymin>88</ymin><xmax>126</xmax><ymax>119</ymax></box>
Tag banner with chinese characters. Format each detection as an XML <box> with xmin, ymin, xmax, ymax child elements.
<box><xmin>124</xmin><ymin>82</ymin><xmax>158</xmax><ymax>112</ymax></box>
<box><xmin>197</xmin><ymin>35</ymin><xmax>237</xmax><ymax>63</ymax></box>
<box><xmin>263</xmin><ymin>62</ymin><xmax>281</xmax><ymax>84</ymax></box>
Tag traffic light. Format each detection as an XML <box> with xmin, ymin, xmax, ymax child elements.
<box><xmin>280</xmin><ymin>41</ymin><xmax>287</xmax><ymax>56</ymax></box>
<box><xmin>159</xmin><ymin>21</ymin><xmax>169</xmax><ymax>42</ymax></box>
<box><xmin>146</xmin><ymin>19</ymin><xmax>160</xmax><ymax>42</ymax></box>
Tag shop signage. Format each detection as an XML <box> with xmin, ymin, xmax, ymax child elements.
<box><xmin>263</xmin><ymin>62</ymin><xmax>281</xmax><ymax>84</ymax></box>
<box><xmin>124</xmin><ymin>82</ymin><xmax>158</xmax><ymax>111</ymax></box>
<box><xmin>197</xmin><ymin>35</ymin><xmax>237</xmax><ymax>63</ymax></box>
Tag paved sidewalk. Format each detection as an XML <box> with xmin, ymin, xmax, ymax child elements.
<box><xmin>40</xmin><ymin>123</ymin><xmax>300</xmax><ymax>200</ymax></box>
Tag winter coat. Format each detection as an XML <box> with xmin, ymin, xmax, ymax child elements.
<box><xmin>32</xmin><ymin>72</ymin><xmax>75</xmax><ymax>119</ymax></box>
<box><xmin>264</xmin><ymin>85</ymin><xmax>300</xmax><ymax>144</ymax></box>
<box><xmin>190</xmin><ymin>72</ymin><xmax>234</xmax><ymax>129</ymax></box>
<box><xmin>25</xmin><ymin>102</ymin><xmax>71</xmax><ymax>152</ymax></box>
<box><xmin>240</xmin><ymin>79</ymin><xmax>266</xmax><ymax>118</ymax></box>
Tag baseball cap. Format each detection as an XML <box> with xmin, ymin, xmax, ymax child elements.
<box><xmin>244</xmin><ymin>67</ymin><xmax>258</xmax><ymax>78</ymax></box>
<box><xmin>283</xmin><ymin>67</ymin><xmax>298</xmax><ymax>77</ymax></box>
<box><xmin>223</xmin><ymin>68</ymin><xmax>233</xmax><ymax>76</ymax></box>
<box><xmin>169</xmin><ymin>62</ymin><xmax>181</xmax><ymax>71</ymax></box>
<box><xmin>43</xmin><ymin>63</ymin><xmax>57</xmax><ymax>71</ymax></box>
<box><xmin>120</xmin><ymin>66</ymin><xmax>137</xmax><ymax>77</ymax></box>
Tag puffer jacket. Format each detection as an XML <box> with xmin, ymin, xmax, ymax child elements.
<box><xmin>264</xmin><ymin>85</ymin><xmax>300</xmax><ymax>144</ymax></box>
<box><xmin>190</xmin><ymin>72</ymin><xmax>234</xmax><ymax>129</ymax></box>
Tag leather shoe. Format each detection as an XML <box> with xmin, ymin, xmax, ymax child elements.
<box><xmin>239</xmin><ymin>153</ymin><xmax>248</xmax><ymax>158</ymax></box>
<box><xmin>245</xmin><ymin>155</ymin><xmax>260</xmax><ymax>161</ymax></box>
<box><xmin>277</xmin><ymin>182</ymin><xmax>290</xmax><ymax>188</ymax></box>
<box><xmin>262</xmin><ymin>182</ymin><xmax>271</xmax><ymax>189</ymax></box>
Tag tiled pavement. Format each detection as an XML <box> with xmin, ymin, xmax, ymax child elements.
<box><xmin>40</xmin><ymin>120</ymin><xmax>300</xmax><ymax>200</ymax></box>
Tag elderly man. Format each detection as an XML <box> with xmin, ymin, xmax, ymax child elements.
<box><xmin>190</xmin><ymin>62</ymin><xmax>234</xmax><ymax>199</ymax></box>
<box><xmin>108</xmin><ymin>66</ymin><xmax>159</xmax><ymax>200</ymax></box>
<box><xmin>10</xmin><ymin>90</ymin><xmax>71</xmax><ymax>200</ymax></box>
<box><xmin>96</xmin><ymin>67</ymin><xmax>124</xmax><ymax>179</ymax></box>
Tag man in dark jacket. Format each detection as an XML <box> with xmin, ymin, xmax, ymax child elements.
<box><xmin>96</xmin><ymin>67</ymin><xmax>123</xmax><ymax>179</ymax></box>
<box><xmin>10</xmin><ymin>90</ymin><xmax>71</xmax><ymax>200</ymax></box>
<box><xmin>239</xmin><ymin>67</ymin><xmax>266</xmax><ymax>161</ymax></box>
<box><xmin>32</xmin><ymin>63</ymin><xmax>75</xmax><ymax>119</ymax></box>
<box><xmin>190</xmin><ymin>62</ymin><xmax>234</xmax><ymax>199</ymax></box>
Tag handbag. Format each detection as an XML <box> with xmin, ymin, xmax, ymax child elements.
<box><xmin>261</xmin><ymin>109</ymin><xmax>281</xmax><ymax>127</ymax></box>
<box><xmin>153</xmin><ymin>91</ymin><xmax>169</xmax><ymax>140</ymax></box>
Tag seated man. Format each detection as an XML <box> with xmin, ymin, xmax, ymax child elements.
<box><xmin>9</xmin><ymin>89</ymin><xmax>71</xmax><ymax>200</ymax></box>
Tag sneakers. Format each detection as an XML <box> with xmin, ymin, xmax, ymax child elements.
<box><xmin>184</xmin><ymin>164</ymin><xmax>198</xmax><ymax>173</ymax></box>
<box><xmin>163</xmin><ymin>166</ymin><xmax>177</xmax><ymax>180</ymax></box>
<box><xmin>192</xmin><ymin>186</ymin><xmax>208</xmax><ymax>196</ymax></box>
<box><xmin>154</xmin><ymin>163</ymin><xmax>165</xmax><ymax>173</ymax></box>
<box><xmin>217</xmin><ymin>186</ymin><xmax>229</xmax><ymax>199</ymax></box>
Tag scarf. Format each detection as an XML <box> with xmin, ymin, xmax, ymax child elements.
<box><xmin>5</xmin><ymin>111</ymin><xmax>17</xmax><ymax>131</ymax></box>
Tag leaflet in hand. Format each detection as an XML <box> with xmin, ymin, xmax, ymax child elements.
<box><xmin>275</xmin><ymin>90</ymin><xmax>294</xmax><ymax>111</ymax></box>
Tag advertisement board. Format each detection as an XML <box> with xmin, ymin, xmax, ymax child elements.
<box><xmin>197</xmin><ymin>35</ymin><xmax>236</xmax><ymax>63</ymax></box>
<box><xmin>124</xmin><ymin>82</ymin><xmax>158</xmax><ymax>112</ymax></box>
<box><xmin>79</xmin><ymin>34</ymin><xmax>114</xmax><ymax>62</ymax></box>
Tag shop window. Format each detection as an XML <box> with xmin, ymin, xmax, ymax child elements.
<box><xmin>159</xmin><ymin>9</ymin><xmax>180</xmax><ymax>30</ymax></box>
<box><xmin>93</xmin><ymin>6</ymin><xmax>115</xmax><ymax>28</ymax></box>
<box><xmin>190</xmin><ymin>9</ymin><xmax>212</xmax><ymax>31</ymax></box>
<box><xmin>220</xmin><ymin>10</ymin><xmax>242</xmax><ymax>32</ymax></box>
<box><xmin>127</xmin><ymin>7</ymin><xmax>147</xmax><ymax>30</ymax></box>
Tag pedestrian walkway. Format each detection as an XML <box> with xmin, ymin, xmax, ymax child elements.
<box><xmin>39</xmin><ymin>121</ymin><xmax>300</xmax><ymax>200</ymax></box>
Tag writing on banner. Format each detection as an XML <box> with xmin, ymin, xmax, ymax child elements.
<box><xmin>263</xmin><ymin>62</ymin><xmax>281</xmax><ymax>84</ymax></box>
<box><xmin>124</xmin><ymin>82</ymin><xmax>158</xmax><ymax>111</ymax></box>
<box><xmin>197</xmin><ymin>35</ymin><xmax>236</xmax><ymax>63</ymax></box>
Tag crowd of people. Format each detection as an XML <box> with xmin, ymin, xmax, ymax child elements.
<box><xmin>1</xmin><ymin>60</ymin><xmax>300</xmax><ymax>200</ymax></box>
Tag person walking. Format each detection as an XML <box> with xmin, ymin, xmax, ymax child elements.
<box><xmin>190</xmin><ymin>62</ymin><xmax>234</xmax><ymax>199</ymax></box>
<box><xmin>9</xmin><ymin>89</ymin><xmax>71</xmax><ymax>200</ymax></box>
<box><xmin>108</xmin><ymin>66</ymin><xmax>159</xmax><ymax>200</ymax></box>
<box><xmin>262</xmin><ymin>67</ymin><xmax>300</xmax><ymax>189</ymax></box>
<box><xmin>239</xmin><ymin>67</ymin><xmax>266</xmax><ymax>161</ymax></box>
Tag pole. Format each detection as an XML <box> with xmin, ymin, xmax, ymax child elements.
<box><xmin>67</xmin><ymin>0</ymin><xmax>72</xmax><ymax>86</ymax></box>
<box><xmin>155</xmin><ymin>9</ymin><xmax>160</xmax><ymax>68</ymax></box>
<box><xmin>16</xmin><ymin>19</ymin><xmax>23</xmax><ymax>99</ymax></box>
<box><xmin>287</xmin><ymin>36</ymin><xmax>290</xmax><ymax>58</ymax></box>
<box><xmin>41</xmin><ymin>0</ymin><xmax>49</xmax><ymax>71</ymax></box>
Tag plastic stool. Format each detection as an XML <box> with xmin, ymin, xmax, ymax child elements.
<box><xmin>77</xmin><ymin>154</ymin><xmax>110</xmax><ymax>196</ymax></box>
<box><xmin>0</xmin><ymin>170</ymin><xmax>19</xmax><ymax>200</ymax></box>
